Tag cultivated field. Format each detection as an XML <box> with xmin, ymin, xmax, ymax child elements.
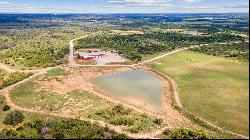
<box><xmin>148</xmin><ymin>51</ymin><xmax>249</xmax><ymax>136</ymax></box>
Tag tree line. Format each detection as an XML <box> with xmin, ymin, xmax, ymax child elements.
<box><xmin>190</xmin><ymin>43</ymin><xmax>249</xmax><ymax>62</ymax></box>
<box><xmin>75</xmin><ymin>31</ymin><xmax>241</xmax><ymax>62</ymax></box>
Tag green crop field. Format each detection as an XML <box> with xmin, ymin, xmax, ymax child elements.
<box><xmin>148</xmin><ymin>51</ymin><xmax>249</xmax><ymax>136</ymax></box>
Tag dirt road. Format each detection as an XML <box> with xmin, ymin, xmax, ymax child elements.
<box><xmin>3</xmin><ymin>89</ymin><xmax>170</xmax><ymax>139</ymax></box>
<box><xmin>73</xmin><ymin>45</ymin><xmax>202</xmax><ymax>68</ymax></box>
<box><xmin>0</xmin><ymin>67</ymin><xmax>58</xmax><ymax>94</ymax></box>
<box><xmin>134</xmin><ymin>45</ymin><xmax>200</xmax><ymax>66</ymax></box>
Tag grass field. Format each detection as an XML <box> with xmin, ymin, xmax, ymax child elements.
<box><xmin>148</xmin><ymin>51</ymin><xmax>249</xmax><ymax>136</ymax></box>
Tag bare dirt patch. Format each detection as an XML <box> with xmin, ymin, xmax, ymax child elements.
<box><xmin>39</xmin><ymin>67</ymin><xmax>131</xmax><ymax>95</ymax></box>
<box><xmin>111</xmin><ymin>30</ymin><xmax>144</xmax><ymax>35</ymax></box>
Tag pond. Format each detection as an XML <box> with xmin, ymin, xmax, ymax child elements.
<box><xmin>92</xmin><ymin>70</ymin><xmax>164</xmax><ymax>112</ymax></box>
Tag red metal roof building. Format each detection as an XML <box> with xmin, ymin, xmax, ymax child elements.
<box><xmin>78</xmin><ymin>52</ymin><xmax>105</xmax><ymax>60</ymax></box>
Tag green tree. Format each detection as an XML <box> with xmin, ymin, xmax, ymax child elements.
<box><xmin>3</xmin><ymin>110</ymin><xmax>24</xmax><ymax>126</ymax></box>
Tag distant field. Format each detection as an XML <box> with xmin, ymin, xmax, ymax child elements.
<box><xmin>148</xmin><ymin>51</ymin><xmax>249</xmax><ymax>136</ymax></box>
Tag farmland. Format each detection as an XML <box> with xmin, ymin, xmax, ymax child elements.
<box><xmin>0</xmin><ymin>13</ymin><xmax>249</xmax><ymax>139</ymax></box>
<box><xmin>148</xmin><ymin>51</ymin><xmax>249</xmax><ymax>135</ymax></box>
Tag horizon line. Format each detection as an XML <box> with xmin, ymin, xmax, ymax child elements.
<box><xmin>0</xmin><ymin>12</ymin><xmax>249</xmax><ymax>14</ymax></box>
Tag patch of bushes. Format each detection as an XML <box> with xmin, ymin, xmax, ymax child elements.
<box><xmin>0</xmin><ymin>32</ymin><xmax>72</xmax><ymax>68</ymax></box>
<box><xmin>0</xmin><ymin>72</ymin><xmax>33</xmax><ymax>90</ymax></box>
<box><xmin>0</xmin><ymin>119</ymin><xmax>131</xmax><ymax>139</ymax></box>
<box><xmin>163</xmin><ymin>128</ymin><xmax>211</xmax><ymax>139</ymax></box>
<box><xmin>95</xmin><ymin>105</ymin><xmax>164</xmax><ymax>133</ymax></box>
<box><xmin>110</xmin><ymin>117</ymin><xmax>135</xmax><ymax>126</ymax></box>
<box><xmin>190</xmin><ymin>42</ymin><xmax>249</xmax><ymax>62</ymax></box>
<box><xmin>153</xmin><ymin>118</ymin><xmax>163</xmax><ymax>125</ymax></box>
<box><xmin>96</xmin><ymin>105</ymin><xmax>132</xmax><ymax>120</ymax></box>
<box><xmin>128</xmin><ymin>114</ymin><xmax>157</xmax><ymax>133</ymax></box>
<box><xmin>2</xmin><ymin>105</ymin><xmax>10</xmax><ymax>111</ymax></box>
<box><xmin>0</xmin><ymin>69</ymin><xmax>6</xmax><ymax>81</ymax></box>
<box><xmin>3</xmin><ymin>110</ymin><xmax>24</xmax><ymax>126</ymax></box>
<box><xmin>111</xmin><ymin>104</ymin><xmax>131</xmax><ymax>115</ymax></box>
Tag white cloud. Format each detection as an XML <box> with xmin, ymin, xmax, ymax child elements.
<box><xmin>107</xmin><ymin>0</ymin><xmax>172</xmax><ymax>6</ymax></box>
<box><xmin>182</xmin><ymin>0</ymin><xmax>201</xmax><ymax>3</ymax></box>
<box><xmin>0</xmin><ymin>0</ymin><xmax>248</xmax><ymax>13</ymax></box>
<box><xmin>223</xmin><ymin>4</ymin><xmax>249</xmax><ymax>9</ymax></box>
<box><xmin>106</xmin><ymin>0</ymin><xmax>203</xmax><ymax>6</ymax></box>
<box><xmin>0</xmin><ymin>1</ymin><xmax>10</xmax><ymax>5</ymax></box>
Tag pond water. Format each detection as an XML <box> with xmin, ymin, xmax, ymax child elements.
<box><xmin>92</xmin><ymin>70</ymin><xmax>164</xmax><ymax>112</ymax></box>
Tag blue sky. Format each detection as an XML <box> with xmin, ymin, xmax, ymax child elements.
<box><xmin>0</xmin><ymin>0</ymin><xmax>249</xmax><ymax>13</ymax></box>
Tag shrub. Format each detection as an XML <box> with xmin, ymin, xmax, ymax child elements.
<box><xmin>0</xmin><ymin>72</ymin><xmax>32</xmax><ymax>89</ymax></box>
<box><xmin>128</xmin><ymin>123</ymin><xmax>150</xmax><ymax>133</ymax></box>
<box><xmin>3</xmin><ymin>111</ymin><xmax>24</xmax><ymax>126</ymax></box>
<box><xmin>110</xmin><ymin>117</ymin><xmax>135</xmax><ymax>126</ymax></box>
<box><xmin>2</xmin><ymin>105</ymin><xmax>10</xmax><ymax>111</ymax></box>
<box><xmin>111</xmin><ymin>105</ymin><xmax>131</xmax><ymax>115</ymax></box>
<box><xmin>111</xmin><ymin>133</ymin><xmax>130</xmax><ymax>139</ymax></box>
<box><xmin>0</xmin><ymin>129</ymin><xmax>18</xmax><ymax>139</ymax></box>
<box><xmin>163</xmin><ymin>128</ymin><xmax>211</xmax><ymax>139</ymax></box>
<box><xmin>0</xmin><ymin>118</ymin><xmax>132</xmax><ymax>139</ymax></box>
<box><xmin>153</xmin><ymin>118</ymin><xmax>163</xmax><ymax>125</ymax></box>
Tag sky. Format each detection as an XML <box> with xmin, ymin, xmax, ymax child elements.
<box><xmin>0</xmin><ymin>0</ymin><xmax>249</xmax><ymax>13</ymax></box>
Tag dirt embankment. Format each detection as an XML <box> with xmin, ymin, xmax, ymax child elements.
<box><xmin>38</xmin><ymin>66</ymin><xmax>195</xmax><ymax>128</ymax></box>
<box><xmin>39</xmin><ymin>67</ymin><xmax>131</xmax><ymax>95</ymax></box>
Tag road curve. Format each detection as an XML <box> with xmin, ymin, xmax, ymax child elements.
<box><xmin>0</xmin><ymin>67</ymin><xmax>59</xmax><ymax>94</ymax></box>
